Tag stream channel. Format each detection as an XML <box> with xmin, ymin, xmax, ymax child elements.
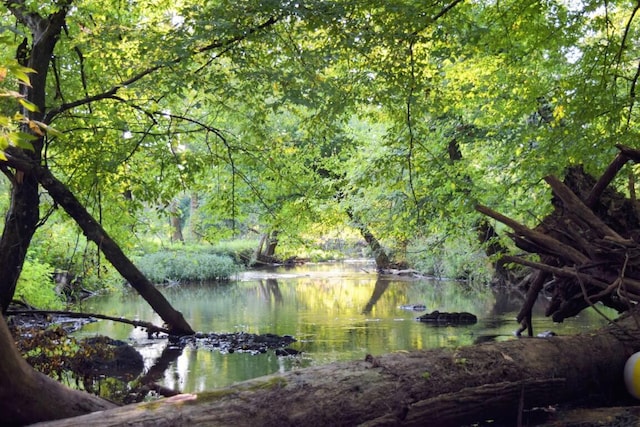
<box><xmin>74</xmin><ymin>260</ymin><xmax>615</xmax><ymax>393</ymax></box>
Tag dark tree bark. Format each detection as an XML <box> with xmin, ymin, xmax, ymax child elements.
<box><xmin>30</xmin><ymin>311</ymin><xmax>640</xmax><ymax>427</ymax></box>
<box><xmin>0</xmin><ymin>0</ymin><xmax>71</xmax><ymax>313</ymax></box>
<box><xmin>0</xmin><ymin>315</ymin><xmax>116</xmax><ymax>426</ymax></box>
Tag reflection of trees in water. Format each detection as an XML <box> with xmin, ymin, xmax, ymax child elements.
<box><xmin>489</xmin><ymin>287</ymin><xmax>527</xmax><ymax>316</ymax></box>
<box><xmin>362</xmin><ymin>278</ymin><xmax>390</xmax><ymax>314</ymax></box>
<box><xmin>489</xmin><ymin>286</ymin><xmax>550</xmax><ymax>317</ymax></box>
<box><xmin>126</xmin><ymin>342</ymin><xmax>184</xmax><ymax>403</ymax></box>
<box><xmin>259</xmin><ymin>279</ymin><xmax>283</xmax><ymax>304</ymax></box>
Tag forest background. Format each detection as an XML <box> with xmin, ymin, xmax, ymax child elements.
<box><xmin>2</xmin><ymin>0</ymin><xmax>640</xmax><ymax>310</ymax></box>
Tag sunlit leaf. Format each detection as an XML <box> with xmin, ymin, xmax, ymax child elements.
<box><xmin>18</xmin><ymin>98</ymin><xmax>39</xmax><ymax>112</ymax></box>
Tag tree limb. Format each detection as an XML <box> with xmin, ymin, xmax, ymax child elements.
<box><xmin>44</xmin><ymin>16</ymin><xmax>280</xmax><ymax>123</ymax></box>
<box><xmin>6</xmin><ymin>309</ymin><xmax>170</xmax><ymax>335</ymax></box>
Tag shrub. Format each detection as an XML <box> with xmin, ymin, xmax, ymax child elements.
<box><xmin>406</xmin><ymin>233</ymin><xmax>493</xmax><ymax>284</ymax></box>
<box><xmin>136</xmin><ymin>250</ymin><xmax>238</xmax><ymax>284</ymax></box>
<box><xmin>15</xmin><ymin>258</ymin><xmax>65</xmax><ymax>309</ymax></box>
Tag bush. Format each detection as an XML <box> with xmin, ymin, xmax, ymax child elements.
<box><xmin>15</xmin><ymin>258</ymin><xmax>65</xmax><ymax>309</ymax></box>
<box><xmin>406</xmin><ymin>233</ymin><xmax>493</xmax><ymax>284</ymax></box>
<box><xmin>136</xmin><ymin>250</ymin><xmax>238</xmax><ymax>284</ymax></box>
<box><xmin>210</xmin><ymin>239</ymin><xmax>259</xmax><ymax>267</ymax></box>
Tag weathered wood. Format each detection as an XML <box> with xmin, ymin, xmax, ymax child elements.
<box><xmin>31</xmin><ymin>314</ymin><xmax>640</xmax><ymax>427</ymax></box>
<box><xmin>6</xmin><ymin>309</ymin><xmax>170</xmax><ymax>335</ymax></box>
<box><xmin>401</xmin><ymin>378</ymin><xmax>566</xmax><ymax>427</ymax></box>
<box><xmin>544</xmin><ymin>175</ymin><xmax>629</xmax><ymax>243</ymax></box>
<box><xmin>476</xmin><ymin>204</ymin><xmax>589</xmax><ymax>264</ymax></box>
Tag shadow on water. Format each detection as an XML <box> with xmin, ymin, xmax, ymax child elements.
<box><xmin>75</xmin><ymin>260</ymin><xmax>617</xmax><ymax>394</ymax></box>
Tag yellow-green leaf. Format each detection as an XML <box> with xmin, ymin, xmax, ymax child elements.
<box><xmin>18</xmin><ymin>98</ymin><xmax>39</xmax><ymax>112</ymax></box>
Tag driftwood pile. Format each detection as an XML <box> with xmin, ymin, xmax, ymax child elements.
<box><xmin>477</xmin><ymin>144</ymin><xmax>640</xmax><ymax>336</ymax></box>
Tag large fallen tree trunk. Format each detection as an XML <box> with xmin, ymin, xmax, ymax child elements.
<box><xmin>477</xmin><ymin>144</ymin><xmax>640</xmax><ymax>335</ymax></box>
<box><xmin>31</xmin><ymin>312</ymin><xmax>640</xmax><ymax>427</ymax></box>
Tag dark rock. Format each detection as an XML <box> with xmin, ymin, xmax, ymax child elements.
<box><xmin>417</xmin><ymin>310</ymin><xmax>478</xmax><ymax>325</ymax></box>
<box><xmin>276</xmin><ymin>348</ymin><xmax>300</xmax><ymax>356</ymax></box>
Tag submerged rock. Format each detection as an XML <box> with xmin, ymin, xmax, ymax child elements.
<box><xmin>417</xmin><ymin>310</ymin><xmax>478</xmax><ymax>325</ymax></box>
<box><xmin>172</xmin><ymin>331</ymin><xmax>297</xmax><ymax>355</ymax></box>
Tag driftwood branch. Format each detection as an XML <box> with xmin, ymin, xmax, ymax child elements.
<box><xmin>6</xmin><ymin>309</ymin><xmax>170</xmax><ymax>335</ymax></box>
<box><xmin>477</xmin><ymin>145</ymin><xmax>640</xmax><ymax>331</ymax></box>
<box><xmin>475</xmin><ymin>204</ymin><xmax>589</xmax><ymax>264</ymax></box>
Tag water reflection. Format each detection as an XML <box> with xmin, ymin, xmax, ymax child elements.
<box><xmin>75</xmin><ymin>261</ymin><xmax>616</xmax><ymax>393</ymax></box>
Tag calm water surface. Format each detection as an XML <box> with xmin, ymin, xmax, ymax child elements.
<box><xmin>75</xmin><ymin>260</ymin><xmax>614</xmax><ymax>393</ymax></box>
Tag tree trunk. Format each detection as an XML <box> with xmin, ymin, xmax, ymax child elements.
<box><xmin>265</xmin><ymin>230</ymin><xmax>278</xmax><ymax>258</ymax></box>
<box><xmin>31</xmin><ymin>312</ymin><xmax>640</xmax><ymax>427</ymax></box>
<box><xmin>254</xmin><ymin>231</ymin><xmax>280</xmax><ymax>264</ymax></box>
<box><xmin>4</xmin><ymin>150</ymin><xmax>194</xmax><ymax>335</ymax></box>
<box><xmin>0</xmin><ymin>315</ymin><xmax>116</xmax><ymax>426</ymax></box>
<box><xmin>0</xmin><ymin>174</ymin><xmax>39</xmax><ymax>313</ymax></box>
<box><xmin>0</xmin><ymin>1</ymin><xmax>70</xmax><ymax>313</ymax></box>
<box><xmin>346</xmin><ymin>209</ymin><xmax>391</xmax><ymax>270</ymax></box>
<box><xmin>187</xmin><ymin>192</ymin><xmax>200</xmax><ymax>240</ymax></box>
<box><xmin>168</xmin><ymin>200</ymin><xmax>184</xmax><ymax>243</ymax></box>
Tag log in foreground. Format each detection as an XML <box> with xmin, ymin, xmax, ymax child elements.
<box><xmin>32</xmin><ymin>313</ymin><xmax>640</xmax><ymax>427</ymax></box>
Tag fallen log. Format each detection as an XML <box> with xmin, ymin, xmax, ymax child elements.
<box><xmin>31</xmin><ymin>313</ymin><xmax>640</xmax><ymax>427</ymax></box>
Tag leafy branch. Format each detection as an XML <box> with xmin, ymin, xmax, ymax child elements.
<box><xmin>44</xmin><ymin>15</ymin><xmax>281</xmax><ymax>123</ymax></box>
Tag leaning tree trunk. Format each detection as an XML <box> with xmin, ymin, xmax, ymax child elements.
<box><xmin>0</xmin><ymin>315</ymin><xmax>116</xmax><ymax>425</ymax></box>
<box><xmin>4</xmin><ymin>149</ymin><xmax>194</xmax><ymax>335</ymax></box>
<box><xmin>346</xmin><ymin>209</ymin><xmax>391</xmax><ymax>270</ymax></box>
<box><xmin>31</xmin><ymin>311</ymin><xmax>640</xmax><ymax>427</ymax></box>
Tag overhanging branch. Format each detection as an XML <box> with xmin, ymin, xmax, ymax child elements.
<box><xmin>44</xmin><ymin>15</ymin><xmax>281</xmax><ymax>123</ymax></box>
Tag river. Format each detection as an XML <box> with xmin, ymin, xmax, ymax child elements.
<box><xmin>74</xmin><ymin>260</ymin><xmax>615</xmax><ymax>393</ymax></box>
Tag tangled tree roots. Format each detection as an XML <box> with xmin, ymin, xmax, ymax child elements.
<box><xmin>477</xmin><ymin>144</ymin><xmax>640</xmax><ymax>335</ymax></box>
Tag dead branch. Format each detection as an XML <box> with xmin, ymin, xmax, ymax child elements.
<box><xmin>6</xmin><ymin>309</ymin><xmax>170</xmax><ymax>335</ymax></box>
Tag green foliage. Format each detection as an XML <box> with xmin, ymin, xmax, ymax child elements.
<box><xmin>405</xmin><ymin>233</ymin><xmax>493</xmax><ymax>285</ymax></box>
<box><xmin>4</xmin><ymin>0</ymin><xmax>640</xmax><ymax>289</ymax></box>
<box><xmin>14</xmin><ymin>258</ymin><xmax>64</xmax><ymax>309</ymax></box>
<box><xmin>211</xmin><ymin>239</ymin><xmax>261</xmax><ymax>266</ymax></box>
<box><xmin>0</xmin><ymin>33</ymin><xmax>38</xmax><ymax>158</ymax></box>
<box><xmin>136</xmin><ymin>248</ymin><xmax>239</xmax><ymax>283</ymax></box>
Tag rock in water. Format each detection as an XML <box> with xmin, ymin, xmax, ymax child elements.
<box><xmin>417</xmin><ymin>310</ymin><xmax>478</xmax><ymax>325</ymax></box>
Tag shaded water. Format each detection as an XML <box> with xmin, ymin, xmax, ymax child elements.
<box><xmin>75</xmin><ymin>260</ymin><xmax>615</xmax><ymax>393</ymax></box>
